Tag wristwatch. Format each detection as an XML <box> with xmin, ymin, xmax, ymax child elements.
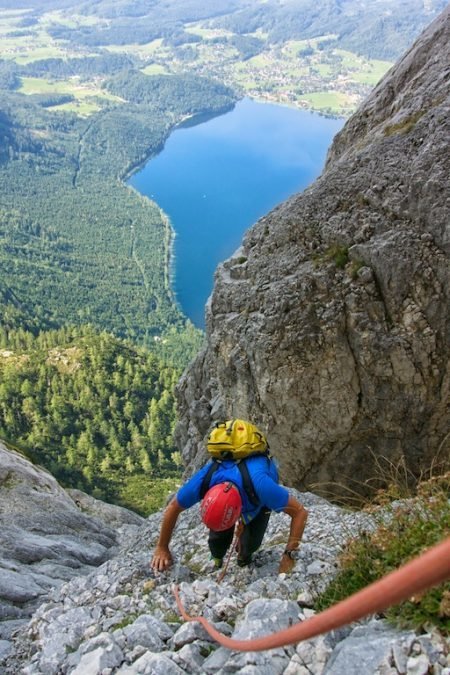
<box><xmin>283</xmin><ymin>549</ymin><xmax>299</xmax><ymax>560</ymax></box>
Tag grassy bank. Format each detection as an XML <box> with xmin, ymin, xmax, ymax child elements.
<box><xmin>316</xmin><ymin>470</ymin><xmax>450</xmax><ymax>634</ymax></box>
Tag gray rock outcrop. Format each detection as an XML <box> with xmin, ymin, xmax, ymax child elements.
<box><xmin>66</xmin><ymin>489</ymin><xmax>144</xmax><ymax>531</ymax></box>
<box><xmin>175</xmin><ymin>6</ymin><xmax>450</xmax><ymax>495</ymax></box>
<box><xmin>4</xmin><ymin>490</ymin><xmax>449</xmax><ymax>674</ymax></box>
<box><xmin>0</xmin><ymin>441</ymin><xmax>144</xmax><ymax>624</ymax></box>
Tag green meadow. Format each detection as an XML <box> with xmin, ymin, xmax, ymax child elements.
<box><xmin>299</xmin><ymin>91</ymin><xmax>355</xmax><ymax>111</ymax></box>
<box><xmin>141</xmin><ymin>63</ymin><xmax>169</xmax><ymax>76</ymax></box>
<box><xmin>184</xmin><ymin>23</ymin><xmax>233</xmax><ymax>39</ymax></box>
<box><xmin>18</xmin><ymin>77</ymin><xmax>123</xmax><ymax>116</ymax></box>
<box><xmin>352</xmin><ymin>59</ymin><xmax>392</xmax><ymax>85</ymax></box>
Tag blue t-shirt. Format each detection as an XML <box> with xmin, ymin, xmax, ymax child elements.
<box><xmin>177</xmin><ymin>455</ymin><xmax>289</xmax><ymax>523</ymax></box>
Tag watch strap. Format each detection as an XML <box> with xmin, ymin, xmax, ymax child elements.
<box><xmin>283</xmin><ymin>549</ymin><xmax>297</xmax><ymax>559</ymax></box>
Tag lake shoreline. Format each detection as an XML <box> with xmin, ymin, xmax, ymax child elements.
<box><xmin>122</xmin><ymin>101</ymin><xmax>237</xmax><ymax>185</ymax></box>
<box><xmin>129</xmin><ymin>98</ymin><xmax>344</xmax><ymax>327</ymax></box>
<box><xmin>123</xmin><ymin>100</ymin><xmax>238</xmax><ymax>329</ymax></box>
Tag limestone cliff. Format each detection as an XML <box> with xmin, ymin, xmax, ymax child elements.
<box><xmin>175</xmin><ymin>6</ymin><xmax>450</xmax><ymax>496</ymax></box>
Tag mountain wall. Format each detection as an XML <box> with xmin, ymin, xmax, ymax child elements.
<box><xmin>175</xmin><ymin>6</ymin><xmax>450</xmax><ymax>496</ymax></box>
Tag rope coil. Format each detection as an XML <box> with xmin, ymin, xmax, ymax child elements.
<box><xmin>174</xmin><ymin>537</ymin><xmax>450</xmax><ymax>652</ymax></box>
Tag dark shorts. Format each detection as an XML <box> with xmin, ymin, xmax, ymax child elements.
<box><xmin>208</xmin><ymin>508</ymin><xmax>271</xmax><ymax>561</ymax></box>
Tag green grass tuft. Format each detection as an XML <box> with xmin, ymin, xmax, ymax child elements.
<box><xmin>383</xmin><ymin>111</ymin><xmax>425</xmax><ymax>136</ymax></box>
<box><xmin>315</xmin><ymin>472</ymin><xmax>450</xmax><ymax>634</ymax></box>
<box><xmin>325</xmin><ymin>244</ymin><xmax>350</xmax><ymax>269</ymax></box>
<box><xmin>110</xmin><ymin>613</ymin><xmax>139</xmax><ymax>630</ymax></box>
<box><xmin>348</xmin><ymin>258</ymin><xmax>365</xmax><ymax>280</ymax></box>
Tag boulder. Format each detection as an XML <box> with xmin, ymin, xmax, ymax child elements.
<box><xmin>0</xmin><ymin>441</ymin><xmax>132</xmax><ymax>618</ymax></box>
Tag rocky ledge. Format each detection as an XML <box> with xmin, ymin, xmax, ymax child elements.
<box><xmin>3</xmin><ymin>490</ymin><xmax>449</xmax><ymax>674</ymax></box>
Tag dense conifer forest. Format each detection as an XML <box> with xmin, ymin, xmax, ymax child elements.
<box><xmin>0</xmin><ymin>323</ymin><xmax>184</xmax><ymax>514</ymax></box>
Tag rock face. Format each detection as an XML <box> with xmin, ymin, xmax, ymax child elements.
<box><xmin>175</xmin><ymin>7</ymin><xmax>450</xmax><ymax>495</ymax></box>
<box><xmin>66</xmin><ymin>489</ymin><xmax>145</xmax><ymax>532</ymax></box>
<box><xmin>0</xmin><ymin>441</ymin><xmax>144</xmax><ymax>623</ymax></box>
<box><xmin>4</xmin><ymin>490</ymin><xmax>449</xmax><ymax>674</ymax></box>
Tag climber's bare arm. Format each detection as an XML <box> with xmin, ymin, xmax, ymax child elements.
<box><xmin>151</xmin><ymin>497</ymin><xmax>185</xmax><ymax>572</ymax></box>
<box><xmin>279</xmin><ymin>496</ymin><xmax>308</xmax><ymax>573</ymax></box>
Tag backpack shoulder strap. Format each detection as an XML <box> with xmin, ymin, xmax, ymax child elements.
<box><xmin>199</xmin><ymin>460</ymin><xmax>220</xmax><ymax>499</ymax></box>
<box><xmin>237</xmin><ymin>452</ymin><xmax>274</xmax><ymax>506</ymax></box>
<box><xmin>199</xmin><ymin>454</ymin><xmax>272</xmax><ymax>506</ymax></box>
<box><xmin>236</xmin><ymin>459</ymin><xmax>259</xmax><ymax>506</ymax></box>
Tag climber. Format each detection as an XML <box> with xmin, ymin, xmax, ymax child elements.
<box><xmin>151</xmin><ymin>423</ymin><xmax>308</xmax><ymax>574</ymax></box>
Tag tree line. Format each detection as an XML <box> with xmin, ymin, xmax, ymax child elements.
<box><xmin>0</xmin><ymin>53</ymin><xmax>137</xmax><ymax>91</ymax></box>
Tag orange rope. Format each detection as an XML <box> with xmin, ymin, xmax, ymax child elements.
<box><xmin>216</xmin><ymin>530</ymin><xmax>240</xmax><ymax>583</ymax></box>
<box><xmin>173</xmin><ymin>536</ymin><xmax>450</xmax><ymax>652</ymax></box>
<box><xmin>216</xmin><ymin>520</ymin><xmax>244</xmax><ymax>583</ymax></box>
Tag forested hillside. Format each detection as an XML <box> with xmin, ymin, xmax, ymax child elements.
<box><xmin>0</xmin><ymin>74</ymin><xmax>234</xmax><ymax>344</ymax></box>
<box><xmin>2</xmin><ymin>0</ymin><xmax>443</xmax><ymax>60</ymax></box>
<box><xmin>0</xmin><ymin>324</ymin><xmax>183</xmax><ymax>514</ymax></box>
<box><xmin>208</xmin><ymin>0</ymin><xmax>448</xmax><ymax>59</ymax></box>
<box><xmin>0</xmin><ymin>4</ymin><xmax>237</xmax><ymax>515</ymax></box>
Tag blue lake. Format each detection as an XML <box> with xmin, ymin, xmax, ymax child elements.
<box><xmin>129</xmin><ymin>98</ymin><xmax>344</xmax><ymax>328</ymax></box>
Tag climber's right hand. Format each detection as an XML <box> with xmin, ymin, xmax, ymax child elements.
<box><xmin>151</xmin><ymin>545</ymin><xmax>173</xmax><ymax>572</ymax></box>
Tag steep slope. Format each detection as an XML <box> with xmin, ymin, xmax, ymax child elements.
<box><xmin>0</xmin><ymin>442</ymin><xmax>144</xmax><ymax>624</ymax></box>
<box><xmin>175</xmin><ymin>7</ymin><xmax>450</xmax><ymax>496</ymax></box>
<box><xmin>4</xmin><ymin>491</ymin><xmax>448</xmax><ymax>673</ymax></box>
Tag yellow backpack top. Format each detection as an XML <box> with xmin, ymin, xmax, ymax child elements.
<box><xmin>206</xmin><ymin>419</ymin><xmax>268</xmax><ymax>460</ymax></box>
